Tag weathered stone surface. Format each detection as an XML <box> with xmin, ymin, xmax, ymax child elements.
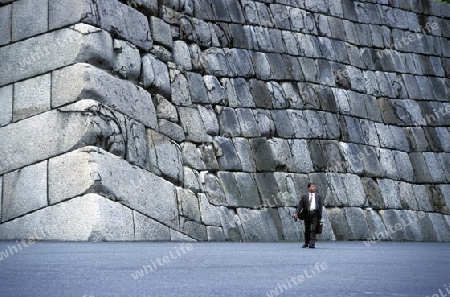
<box><xmin>178</xmin><ymin>107</ymin><xmax>212</xmax><ymax>143</ymax></box>
<box><xmin>235</xmin><ymin>172</ymin><xmax>261</xmax><ymax>208</ymax></box>
<box><xmin>0</xmin><ymin>85</ymin><xmax>13</xmax><ymax>127</ymax></box>
<box><xmin>206</xmin><ymin>226</ymin><xmax>226</xmax><ymax>241</ymax></box>
<box><xmin>13</xmin><ymin>74</ymin><xmax>51</xmax><ymax>122</ymax></box>
<box><xmin>158</xmin><ymin>119</ymin><xmax>185</xmax><ymax>142</ymax></box>
<box><xmin>237</xmin><ymin>208</ymin><xmax>280</xmax><ymax>241</ymax></box>
<box><xmin>0</xmin><ymin>194</ymin><xmax>135</xmax><ymax>241</ymax></box>
<box><xmin>378</xmin><ymin>178</ymin><xmax>402</xmax><ymax>209</ymax></box>
<box><xmin>232</xmin><ymin>137</ymin><xmax>256</xmax><ymax>172</ymax></box>
<box><xmin>409</xmin><ymin>153</ymin><xmax>432</xmax><ymax>183</ymax></box>
<box><xmin>379</xmin><ymin>149</ymin><xmax>399</xmax><ymax>180</ymax></box>
<box><xmin>186</xmin><ymin>72</ymin><xmax>208</xmax><ymax>104</ymax></box>
<box><xmin>423</xmin><ymin>152</ymin><xmax>447</xmax><ymax>183</ymax></box>
<box><xmin>48</xmin><ymin>147</ymin><xmax>179</xmax><ymax>228</ymax></box>
<box><xmin>12</xmin><ymin>0</ymin><xmax>48</xmax><ymax>41</ymax></box>
<box><xmin>1</xmin><ymin>24</ymin><xmax>114</xmax><ymax>87</ymax></box>
<box><xmin>398</xmin><ymin>181</ymin><xmax>419</xmax><ymax>210</ymax></box>
<box><xmin>142</xmin><ymin>54</ymin><xmax>171</xmax><ymax>98</ymax></box>
<box><xmin>150</xmin><ymin>16</ymin><xmax>173</xmax><ymax>48</ymax></box>
<box><xmin>427</xmin><ymin>213</ymin><xmax>450</xmax><ymax>242</ymax></box>
<box><xmin>177</xmin><ymin>188</ymin><xmax>201</xmax><ymax>223</ymax></box>
<box><xmin>288</xmin><ymin>139</ymin><xmax>314</xmax><ymax>173</ymax></box>
<box><xmin>173</xmin><ymin>40</ymin><xmax>192</xmax><ymax>71</ymax></box>
<box><xmin>170</xmin><ymin>70</ymin><xmax>192</xmax><ymax>106</ymax></box>
<box><xmin>326</xmin><ymin>173</ymin><xmax>348</xmax><ymax>207</ymax></box>
<box><xmin>213</xmin><ymin>137</ymin><xmax>241</xmax><ymax>170</ymax></box>
<box><xmin>96</xmin><ymin>0</ymin><xmax>152</xmax><ymax>50</ymax></box>
<box><xmin>134</xmin><ymin>211</ymin><xmax>171</xmax><ymax>241</ymax></box>
<box><xmin>364</xmin><ymin>209</ymin><xmax>390</xmax><ymax>241</ymax></box>
<box><xmin>1</xmin><ymin>100</ymin><xmax>126</xmax><ymax>174</ymax></box>
<box><xmin>198</xmin><ymin>193</ymin><xmax>221</xmax><ymax>226</ymax></box>
<box><xmin>180</xmin><ymin>219</ymin><xmax>208</xmax><ymax>241</ymax></box>
<box><xmin>218</xmin><ymin>107</ymin><xmax>240</xmax><ymax>137</ymax></box>
<box><xmin>414</xmin><ymin>211</ymin><xmax>439</xmax><ymax>242</ymax></box>
<box><xmin>2</xmin><ymin>161</ymin><xmax>47</xmax><ymax>222</ymax></box>
<box><xmin>147</xmin><ymin>130</ymin><xmax>183</xmax><ymax>183</ymax></box>
<box><xmin>52</xmin><ymin>63</ymin><xmax>157</xmax><ymax>129</ymax></box>
<box><xmin>170</xmin><ymin>229</ymin><xmax>196</xmax><ymax>241</ymax></box>
<box><xmin>218</xmin><ymin>172</ymin><xmax>241</xmax><ymax>207</ymax></box>
<box><xmin>344</xmin><ymin>207</ymin><xmax>370</xmax><ymax>240</ymax></box>
<box><xmin>361</xmin><ymin>177</ymin><xmax>384</xmax><ymax>209</ymax></box>
<box><xmin>249</xmin><ymin>138</ymin><xmax>276</xmax><ymax>172</ymax></box>
<box><xmin>277</xmin><ymin>207</ymin><xmax>303</xmax><ymax>242</ymax></box>
<box><xmin>112</xmin><ymin>39</ymin><xmax>141</xmax><ymax>81</ymax></box>
<box><xmin>0</xmin><ymin>4</ymin><xmax>11</xmax><ymax>46</ymax></box>
<box><xmin>327</xmin><ymin>207</ymin><xmax>350</xmax><ymax>240</ymax></box>
<box><xmin>379</xmin><ymin>210</ymin><xmax>406</xmax><ymax>241</ymax></box>
<box><xmin>218</xmin><ymin>206</ymin><xmax>243</xmax><ymax>241</ymax></box>
<box><xmin>412</xmin><ymin>184</ymin><xmax>433</xmax><ymax>212</ymax></box>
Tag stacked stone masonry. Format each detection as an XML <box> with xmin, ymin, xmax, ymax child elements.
<box><xmin>0</xmin><ymin>0</ymin><xmax>449</xmax><ymax>242</ymax></box>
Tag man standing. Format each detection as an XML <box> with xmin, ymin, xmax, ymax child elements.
<box><xmin>293</xmin><ymin>183</ymin><xmax>323</xmax><ymax>249</ymax></box>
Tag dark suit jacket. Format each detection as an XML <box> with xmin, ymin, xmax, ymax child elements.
<box><xmin>295</xmin><ymin>193</ymin><xmax>323</xmax><ymax>220</ymax></box>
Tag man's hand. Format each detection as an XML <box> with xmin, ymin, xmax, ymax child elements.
<box><xmin>292</xmin><ymin>214</ymin><xmax>298</xmax><ymax>219</ymax></box>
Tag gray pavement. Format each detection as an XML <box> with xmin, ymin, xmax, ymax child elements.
<box><xmin>0</xmin><ymin>241</ymin><xmax>449</xmax><ymax>297</ymax></box>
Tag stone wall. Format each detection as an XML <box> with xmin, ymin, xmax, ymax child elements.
<box><xmin>0</xmin><ymin>0</ymin><xmax>449</xmax><ymax>242</ymax></box>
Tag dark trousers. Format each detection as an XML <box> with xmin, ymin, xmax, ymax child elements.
<box><xmin>304</xmin><ymin>210</ymin><xmax>319</xmax><ymax>246</ymax></box>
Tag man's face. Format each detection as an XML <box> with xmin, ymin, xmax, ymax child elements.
<box><xmin>309</xmin><ymin>184</ymin><xmax>316</xmax><ymax>193</ymax></box>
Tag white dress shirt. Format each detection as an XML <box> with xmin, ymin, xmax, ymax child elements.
<box><xmin>309</xmin><ymin>193</ymin><xmax>316</xmax><ymax>211</ymax></box>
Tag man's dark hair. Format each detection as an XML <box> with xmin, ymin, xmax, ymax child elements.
<box><xmin>307</xmin><ymin>183</ymin><xmax>315</xmax><ymax>188</ymax></box>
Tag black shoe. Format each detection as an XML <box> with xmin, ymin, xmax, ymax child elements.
<box><xmin>309</xmin><ymin>245</ymin><xmax>315</xmax><ymax>249</ymax></box>
<box><xmin>302</xmin><ymin>244</ymin><xmax>308</xmax><ymax>248</ymax></box>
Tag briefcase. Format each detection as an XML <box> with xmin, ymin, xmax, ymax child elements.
<box><xmin>316</xmin><ymin>221</ymin><xmax>323</xmax><ymax>234</ymax></box>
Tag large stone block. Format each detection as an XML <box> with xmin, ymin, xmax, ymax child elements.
<box><xmin>198</xmin><ymin>193</ymin><xmax>221</xmax><ymax>226</ymax></box>
<box><xmin>207</xmin><ymin>226</ymin><xmax>226</xmax><ymax>241</ymax></box>
<box><xmin>344</xmin><ymin>207</ymin><xmax>370</xmax><ymax>240</ymax></box>
<box><xmin>0</xmin><ymin>24</ymin><xmax>114</xmax><ymax>87</ymax></box>
<box><xmin>13</xmin><ymin>73</ymin><xmax>51</xmax><ymax>122</ymax></box>
<box><xmin>52</xmin><ymin>63</ymin><xmax>157</xmax><ymax>129</ymax></box>
<box><xmin>232</xmin><ymin>137</ymin><xmax>256</xmax><ymax>172</ymax></box>
<box><xmin>213</xmin><ymin>137</ymin><xmax>241</xmax><ymax>170</ymax></box>
<box><xmin>112</xmin><ymin>39</ymin><xmax>141</xmax><ymax>82</ymax></box>
<box><xmin>427</xmin><ymin>213</ymin><xmax>450</xmax><ymax>242</ymax></box>
<box><xmin>326</xmin><ymin>173</ymin><xmax>349</xmax><ymax>207</ymax></box>
<box><xmin>147</xmin><ymin>130</ymin><xmax>183</xmax><ymax>183</ymax></box>
<box><xmin>409</xmin><ymin>152</ymin><xmax>432</xmax><ymax>183</ymax></box>
<box><xmin>177</xmin><ymin>188</ymin><xmax>201</xmax><ymax>223</ymax></box>
<box><xmin>2</xmin><ymin>161</ymin><xmax>48</xmax><ymax>222</ymax></box>
<box><xmin>0</xmin><ymin>194</ymin><xmax>135</xmax><ymax>241</ymax></box>
<box><xmin>364</xmin><ymin>210</ymin><xmax>390</xmax><ymax>242</ymax></box>
<box><xmin>414</xmin><ymin>211</ymin><xmax>439</xmax><ymax>242</ymax></box>
<box><xmin>0</xmin><ymin>4</ymin><xmax>11</xmax><ymax>46</ymax></box>
<box><xmin>98</xmin><ymin>0</ymin><xmax>152</xmax><ymax>50</ymax></box>
<box><xmin>12</xmin><ymin>0</ymin><xmax>48</xmax><ymax>41</ymax></box>
<box><xmin>0</xmin><ymin>85</ymin><xmax>12</xmax><ymax>127</ymax></box>
<box><xmin>48</xmin><ymin>147</ymin><xmax>179</xmax><ymax>228</ymax></box>
<box><xmin>412</xmin><ymin>184</ymin><xmax>433</xmax><ymax>211</ymax></box>
<box><xmin>150</xmin><ymin>16</ymin><xmax>173</xmax><ymax>48</ymax></box>
<box><xmin>134</xmin><ymin>211</ymin><xmax>171</xmax><ymax>241</ymax></box>
<box><xmin>397</xmin><ymin>182</ymin><xmax>419</xmax><ymax>210</ymax></box>
<box><xmin>237</xmin><ymin>208</ymin><xmax>280</xmax><ymax>241</ymax></box>
<box><xmin>377</xmin><ymin>178</ymin><xmax>402</xmax><ymax>209</ymax></box>
<box><xmin>277</xmin><ymin>207</ymin><xmax>303</xmax><ymax>242</ymax></box>
<box><xmin>249</xmin><ymin>138</ymin><xmax>276</xmax><ymax>172</ymax></box>
<box><xmin>423</xmin><ymin>152</ymin><xmax>447</xmax><ymax>183</ymax></box>
<box><xmin>218</xmin><ymin>206</ymin><xmax>244</xmax><ymax>241</ymax></box>
<box><xmin>327</xmin><ymin>207</ymin><xmax>351</xmax><ymax>240</ymax></box>
<box><xmin>178</xmin><ymin>107</ymin><xmax>212</xmax><ymax>143</ymax></box>
<box><xmin>361</xmin><ymin>177</ymin><xmax>384</xmax><ymax>209</ymax></box>
<box><xmin>1</xmin><ymin>100</ymin><xmax>134</xmax><ymax>174</ymax></box>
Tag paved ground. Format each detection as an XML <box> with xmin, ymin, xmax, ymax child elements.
<box><xmin>0</xmin><ymin>241</ymin><xmax>448</xmax><ymax>297</ymax></box>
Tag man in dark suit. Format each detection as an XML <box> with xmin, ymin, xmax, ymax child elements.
<box><xmin>292</xmin><ymin>183</ymin><xmax>323</xmax><ymax>249</ymax></box>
